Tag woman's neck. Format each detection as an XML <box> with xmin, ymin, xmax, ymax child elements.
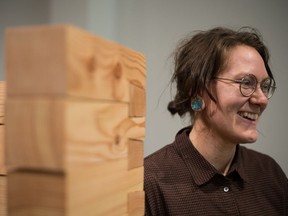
<box><xmin>189</xmin><ymin>122</ymin><xmax>236</xmax><ymax>176</ymax></box>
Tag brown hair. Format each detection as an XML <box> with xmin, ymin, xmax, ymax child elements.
<box><xmin>167</xmin><ymin>26</ymin><xmax>274</xmax><ymax>120</ymax></box>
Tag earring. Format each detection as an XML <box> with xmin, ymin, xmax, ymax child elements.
<box><xmin>191</xmin><ymin>97</ymin><xmax>204</xmax><ymax>111</ymax></box>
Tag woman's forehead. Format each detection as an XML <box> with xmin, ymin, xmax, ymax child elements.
<box><xmin>218</xmin><ymin>45</ymin><xmax>268</xmax><ymax>79</ymax></box>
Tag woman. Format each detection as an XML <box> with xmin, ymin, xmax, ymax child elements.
<box><xmin>144</xmin><ymin>27</ymin><xmax>287</xmax><ymax>215</ymax></box>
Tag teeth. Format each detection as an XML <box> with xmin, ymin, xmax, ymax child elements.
<box><xmin>239</xmin><ymin>112</ymin><xmax>258</xmax><ymax>120</ymax></box>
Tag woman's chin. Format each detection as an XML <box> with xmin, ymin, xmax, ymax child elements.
<box><xmin>234</xmin><ymin>128</ymin><xmax>258</xmax><ymax>144</ymax></box>
<box><xmin>240</xmin><ymin>133</ymin><xmax>258</xmax><ymax>144</ymax></box>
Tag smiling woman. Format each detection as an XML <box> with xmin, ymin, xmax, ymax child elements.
<box><xmin>144</xmin><ymin>27</ymin><xmax>288</xmax><ymax>216</ymax></box>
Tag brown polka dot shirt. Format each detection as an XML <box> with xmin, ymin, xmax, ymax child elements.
<box><xmin>144</xmin><ymin>127</ymin><xmax>288</xmax><ymax>215</ymax></box>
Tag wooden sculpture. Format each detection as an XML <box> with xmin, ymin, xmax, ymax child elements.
<box><xmin>5</xmin><ymin>25</ymin><xmax>146</xmax><ymax>216</ymax></box>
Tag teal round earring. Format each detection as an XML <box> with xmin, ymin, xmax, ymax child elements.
<box><xmin>191</xmin><ymin>98</ymin><xmax>204</xmax><ymax>111</ymax></box>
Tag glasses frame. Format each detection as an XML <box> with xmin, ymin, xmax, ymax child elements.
<box><xmin>213</xmin><ymin>74</ymin><xmax>276</xmax><ymax>99</ymax></box>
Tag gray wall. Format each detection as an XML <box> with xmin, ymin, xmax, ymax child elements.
<box><xmin>1</xmin><ymin>0</ymin><xmax>287</xmax><ymax>175</ymax></box>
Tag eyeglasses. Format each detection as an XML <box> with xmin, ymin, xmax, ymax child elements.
<box><xmin>213</xmin><ymin>74</ymin><xmax>276</xmax><ymax>99</ymax></box>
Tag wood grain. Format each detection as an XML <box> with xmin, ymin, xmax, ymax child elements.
<box><xmin>128</xmin><ymin>191</ymin><xmax>145</xmax><ymax>216</ymax></box>
<box><xmin>0</xmin><ymin>81</ymin><xmax>5</xmax><ymax>125</ymax></box>
<box><xmin>8</xmin><ymin>170</ymin><xmax>64</xmax><ymax>216</ymax></box>
<box><xmin>0</xmin><ymin>81</ymin><xmax>5</xmax><ymax>175</ymax></box>
<box><xmin>0</xmin><ymin>175</ymin><xmax>7</xmax><ymax>216</ymax></box>
<box><xmin>0</xmin><ymin>126</ymin><xmax>5</xmax><ymax>175</ymax></box>
<box><xmin>6</xmin><ymin>97</ymin><xmax>145</xmax><ymax>171</ymax></box>
<box><xmin>8</xmin><ymin>159</ymin><xmax>143</xmax><ymax>216</ymax></box>
<box><xmin>5</xmin><ymin>25</ymin><xmax>146</xmax><ymax>215</ymax></box>
<box><xmin>67</xmin><ymin>159</ymin><xmax>143</xmax><ymax>216</ymax></box>
<box><xmin>5</xmin><ymin>25</ymin><xmax>146</xmax><ymax>102</ymax></box>
<box><xmin>6</xmin><ymin>97</ymin><xmax>65</xmax><ymax>171</ymax></box>
<box><xmin>129</xmin><ymin>82</ymin><xmax>146</xmax><ymax>117</ymax></box>
<box><xmin>128</xmin><ymin>139</ymin><xmax>144</xmax><ymax>170</ymax></box>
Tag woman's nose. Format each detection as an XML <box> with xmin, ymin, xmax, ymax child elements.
<box><xmin>249</xmin><ymin>86</ymin><xmax>269</xmax><ymax>107</ymax></box>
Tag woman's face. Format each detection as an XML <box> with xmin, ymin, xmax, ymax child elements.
<box><xmin>202</xmin><ymin>45</ymin><xmax>270</xmax><ymax>145</ymax></box>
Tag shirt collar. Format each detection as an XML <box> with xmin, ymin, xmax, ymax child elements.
<box><xmin>231</xmin><ymin>145</ymin><xmax>250</xmax><ymax>183</ymax></box>
<box><xmin>174</xmin><ymin>126</ymin><xmax>249</xmax><ymax>186</ymax></box>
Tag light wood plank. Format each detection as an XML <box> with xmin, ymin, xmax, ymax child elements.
<box><xmin>0</xmin><ymin>81</ymin><xmax>5</xmax><ymax>106</ymax></box>
<box><xmin>8</xmin><ymin>170</ymin><xmax>64</xmax><ymax>216</ymax></box>
<box><xmin>128</xmin><ymin>139</ymin><xmax>144</xmax><ymax>170</ymax></box>
<box><xmin>8</xmin><ymin>159</ymin><xmax>143</xmax><ymax>216</ymax></box>
<box><xmin>6</xmin><ymin>97</ymin><xmax>65</xmax><ymax>171</ymax></box>
<box><xmin>67</xmin><ymin>159</ymin><xmax>143</xmax><ymax>216</ymax></box>
<box><xmin>127</xmin><ymin>191</ymin><xmax>145</xmax><ymax>216</ymax></box>
<box><xmin>6</xmin><ymin>97</ymin><xmax>145</xmax><ymax>171</ymax></box>
<box><xmin>129</xmin><ymin>82</ymin><xmax>146</xmax><ymax>117</ymax></box>
<box><xmin>66</xmin><ymin>98</ymin><xmax>128</xmax><ymax>165</ymax></box>
<box><xmin>0</xmin><ymin>82</ymin><xmax>5</xmax><ymax>175</ymax></box>
<box><xmin>5</xmin><ymin>25</ymin><xmax>146</xmax><ymax>216</ymax></box>
<box><xmin>0</xmin><ymin>175</ymin><xmax>7</xmax><ymax>216</ymax></box>
<box><xmin>0</xmin><ymin>81</ymin><xmax>5</xmax><ymax>125</ymax></box>
<box><xmin>5</xmin><ymin>25</ymin><xmax>146</xmax><ymax>102</ymax></box>
<box><xmin>0</xmin><ymin>126</ymin><xmax>5</xmax><ymax>175</ymax></box>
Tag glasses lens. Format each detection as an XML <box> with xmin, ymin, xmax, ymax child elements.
<box><xmin>240</xmin><ymin>74</ymin><xmax>257</xmax><ymax>96</ymax></box>
<box><xmin>261</xmin><ymin>78</ymin><xmax>276</xmax><ymax>98</ymax></box>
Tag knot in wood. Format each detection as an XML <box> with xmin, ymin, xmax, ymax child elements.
<box><xmin>113</xmin><ymin>63</ymin><xmax>122</xmax><ymax>79</ymax></box>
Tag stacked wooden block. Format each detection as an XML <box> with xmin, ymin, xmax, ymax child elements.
<box><xmin>0</xmin><ymin>81</ymin><xmax>6</xmax><ymax>216</ymax></box>
<box><xmin>5</xmin><ymin>25</ymin><xmax>146</xmax><ymax>215</ymax></box>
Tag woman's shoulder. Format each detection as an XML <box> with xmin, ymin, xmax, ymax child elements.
<box><xmin>144</xmin><ymin>142</ymin><xmax>188</xmax><ymax>181</ymax></box>
<box><xmin>239</xmin><ymin>145</ymin><xmax>287</xmax><ymax>180</ymax></box>
<box><xmin>144</xmin><ymin>143</ymin><xmax>177</xmax><ymax>171</ymax></box>
<box><xmin>239</xmin><ymin>145</ymin><xmax>279</xmax><ymax>164</ymax></box>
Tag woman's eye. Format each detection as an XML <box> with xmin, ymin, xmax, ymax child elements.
<box><xmin>241</xmin><ymin>79</ymin><xmax>253</xmax><ymax>88</ymax></box>
<box><xmin>262</xmin><ymin>83</ymin><xmax>270</xmax><ymax>91</ymax></box>
<box><xmin>262</xmin><ymin>85</ymin><xmax>270</xmax><ymax>91</ymax></box>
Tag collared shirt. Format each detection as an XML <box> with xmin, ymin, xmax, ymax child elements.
<box><xmin>144</xmin><ymin>127</ymin><xmax>288</xmax><ymax>216</ymax></box>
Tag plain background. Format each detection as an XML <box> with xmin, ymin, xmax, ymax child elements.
<box><xmin>1</xmin><ymin>0</ymin><xmax>287</xmax><ymax>175</ymax></box>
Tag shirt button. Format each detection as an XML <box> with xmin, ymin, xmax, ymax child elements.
<box><xmin>223</xmin><ymin>187</ymin><xmax>229</xmax><ymax>192</ymax></box>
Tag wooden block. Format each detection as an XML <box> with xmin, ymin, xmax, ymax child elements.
<box><xmin>8</xmin><ymin>170</ymin><xmax>64</xmax><ymax>216</ymax></box>
<box><xmin>0</xmin><ymin>82</ymin><xmax>5</xmax><ymax>175</ymax></box>
<box><xmin>0</xmin><ymin>81</ymin><xmax>5</xmax><ymax>105</ymax></box>
<box><xmin>5</xmin><ymin>25</ymin><xmax>146</xmax><ymax>102</ymax></box>
<box><xmin>0</xmin><ymin>82</ymin><xmax>6</xmax><ymax>216</ymax></box>
<box><xmin>0</xmin><ymin>175</ymin><xmax>7</xmax><ymax>216</ymax></box>
<box><xmin>0</xmin><ymin>81</ymin><xmax>5</xmax><ymax>125</ymax></box>
<box><xmin>5</xmin><ymin>25</ymin><xmax>146</xmax><ymax>216</ymax></box>
<box><xmin>8</xmin><ymin>159</ymin><xmax>143</xmax><ymax>216</ymax></box>
<box><xmin>0</xmin><ymin>126</ymin><xmax>5</xmax><ymax>175</ymax></box>
<box><xmin>6</xmin><ymin>97</ymin><xmax>145</xmax><ymax>171</ymax></box>
<box><xmin>67</xmin><ymin>159</ymin><xmax>143</xmax><ymax>216</ymax></box>
<box><xmin>129</xmin><ymin>82</ymin><xmax>146</xmax><ymax>117</ymax></box>
<box><xmin>127</xmin><ymin>191</ymin><xmax>145</xmax><ymax>216</ymax></box>
<box><xmin>6</xmin><ymin>97</ymin><xmax>65</xmax><ymax>171</ymax></box>
<box><xmin>128</xmin><ymin>139</ymin><xmax>144</xmax><ymax>170</ymax></box>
